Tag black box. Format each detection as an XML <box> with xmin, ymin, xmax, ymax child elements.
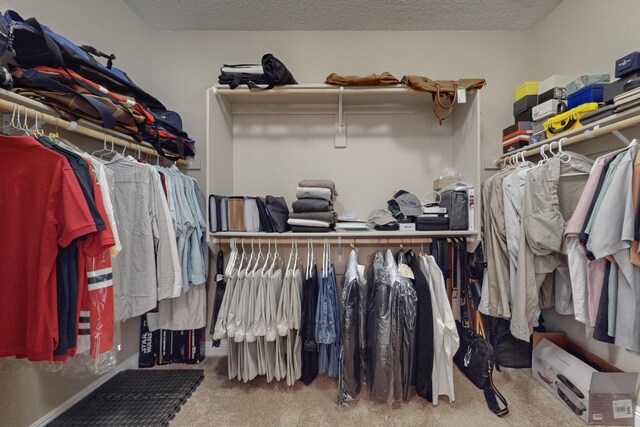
<box><xmin>603</xmin><ymin>70</ymin><xmax>640</xmax><ymax>104</ymax></box>
<box><xmin>513</xmin><ymin>94</ymin><xmax>538</xmax><ymax>115</ymax></box>
<box><xmin>515</xmin><ymin>109</ymin><xmax>533</xmax><ymax>122</ymax></box>
<box><xmin>416</xmin><ymin>215</ymin><xmax>449</xmax><ymax>231</ymax></box>
<box><xmin>538</xmin><ymin>87</ymin><xmax>567</xmax><ymax>103</ymax></box>
<box><xmin>503</xmin><ymin>136</ymin><xmax>530</xmax><ymax>154</ymax></box>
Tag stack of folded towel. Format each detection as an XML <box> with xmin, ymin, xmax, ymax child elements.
<box><xmin>288</xmin><ymin>179</ymin><xmax>338</xmax><ymax>232</ymax></box>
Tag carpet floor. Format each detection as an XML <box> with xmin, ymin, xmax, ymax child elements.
<box><xmin>161</xmin><ymin>356</ymin><xmax>588</xmax><ymax>427</ymax></box>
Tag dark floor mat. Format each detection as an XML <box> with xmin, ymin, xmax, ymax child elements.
<box><xmin>48</xmin><ymin>369</ymin><xmax>204</xmax><ymax>426</ymax></box>
<box><xmin>94</xmin><ymin>369</ymin><xmax>204</xmax><ymax>399</ymax></box>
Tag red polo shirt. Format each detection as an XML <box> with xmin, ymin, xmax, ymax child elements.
<box><xmin>0</xmin><ymin>136</ymin><xmax>96</xmax><ymax>361</ymax></box>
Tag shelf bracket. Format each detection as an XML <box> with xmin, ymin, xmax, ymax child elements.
<box><xmin>335</xmin><ymin>86</ymin><xmax>346</xmax><ymax>148</ymax></box>
<box><xmin>611</xmin><ymin>129</ymin><xmax>632</xmax><ymax>146</ymax></box>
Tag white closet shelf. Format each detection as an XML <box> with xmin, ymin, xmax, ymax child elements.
<box><xmin>209</xmin><ymin>230</ymin><xmax>479</xmax><ymax>241</ymax></box>
<box><xmin>213</xmin><ymin>84</ymin><xmax>470</xmax><ymax>106</ymax></box>
<box><xmin>497</xmin><ymin>103</ymin><xmax>640</xmax><ymax>164</ymax></box>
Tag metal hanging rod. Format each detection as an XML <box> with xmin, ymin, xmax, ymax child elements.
<box><xmin>495</xmin><ymin>111</ymin><xmax>640</xmax><ymax>166</ymax></box>
<box><xmin>0</xmin><ymin>97</ymin><xmax>189</xmax><ymax>165</ymax></box>
<box><xmin>212</xmin><ymin>237</ymin><xmax>441</xmax><ymax>245</ymax></box>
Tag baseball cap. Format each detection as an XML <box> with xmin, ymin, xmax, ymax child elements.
<box><xmin>395</xmin><ymin>192</ymin><xmax>423</xmax><ymax>217</ymax></box>
<box><xmin>368</xmin><ymin>209</ymin><xmax>398</xmax><ymax>226</ymax></box>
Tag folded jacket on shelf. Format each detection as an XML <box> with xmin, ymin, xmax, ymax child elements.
<box><xmin>288</xmin><ymin>211</ymin><xmax>337</xmax><ymax>223</ymax></box>
<box><xmin>287</xmin><ymin>218</ymin><xmax>332</xmax><ymax>228</ymax></box>
<box><xmin>296</xmin><ymin>186</ymin><xmax>333</xmax><ymax>201</ymax></box>
<box><xmin>292</xmin><ymin>198</ymin><xmax>333</xmax><ymax>213</ymax></box>
<box><xmin>298</xmin><ymin>179</ymin><xmax>339</xmax><ymax>197</ymax></box>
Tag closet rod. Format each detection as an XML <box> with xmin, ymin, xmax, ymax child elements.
<box><xmin>0</xmin><ymin>98</ymin><xmax>189</xmax><ymax>165</ymax></box>
<box><xmin>495</xmin><ymin>113</ymin><xmax>640</xmax><ymax>166</ymax></box>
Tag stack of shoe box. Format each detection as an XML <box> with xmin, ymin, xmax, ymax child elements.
<box><xmin>502</xmin><ymin>81</ymin><xmax>537</xmax><ymax>154</ymax></box>
<box><xmin>530</xmin><ymin>75</ymin><xmax>574</xmax><ymax>143</ymax></box>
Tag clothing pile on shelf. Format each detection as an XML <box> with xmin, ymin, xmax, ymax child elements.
<box><xmin>289</xmin><ymin>179</ymin><xmax>338</xmax><ymax>232</ymax></box>
<box><xmin>481</xmin><ymin>151</ymin><xmax>597</xmax><ymax>343</ymax></box>
<box><xmin>0</xmin><ymin>134</ymin><xmax>207</xmax><ymax>373</ymax></box>
<box><xmin>388</xmin><ymin>190</ymin><xmax>424</xmax><ymax>221</ymax></box>
<box><xmin>209</xmin><ymin>195</ymin><xmax>291</xmax><ymax>233</ymax></box>
<box><xmin>334</xmin><ymin>215</ymin><xmax>369</xmax><ymax>232</ymax></box>
<box><xmin>367</xmin><ymin>209</ymin><xmax>399</xmax><ymax>230</ymax></box>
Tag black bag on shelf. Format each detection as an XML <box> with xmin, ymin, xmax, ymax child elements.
<box><xmin>439</xmin><ymin>189</ymin><xmax>468</xmax><ymax>230</ymax></box>
<box><xmin>454</xmin><ymin>321</ymin><xmax>509</xmax><ymax>417</ymax></box>
<box><xmin>256</xmin><ymin>197</ymin><xmax>276</xmax><ymax>232</ymax></box>
<box><xmin>218</xmin><ymin>53</ymin><xmax>297</xmax><ymax>90</ymax></box>
<box><xmin>265</xmin><ymin>195</ymin><xmax>290</xmax><ymax>232</ymax></box>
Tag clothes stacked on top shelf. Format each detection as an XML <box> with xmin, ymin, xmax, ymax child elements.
<box><xmin>289</xmin><ymin>179</ymin><xmax>338</xmax><ymax>232</ymax></box>
<box><xmin>0</xmin><ymin>131</ymin><xmax>207</xmax><ymax>374</ymax></box>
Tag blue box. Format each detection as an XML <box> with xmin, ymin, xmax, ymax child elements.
<box><xmin>616</xmin><ymin>51</ymin><xmax>640</xmax><ymax>78</ymax></box>
<box><xmin>567</xmin><ymin>84</ymin><xmax>605</xmax><ymax>109</ymax></box>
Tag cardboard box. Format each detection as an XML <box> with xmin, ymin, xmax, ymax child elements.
<box><xmin>539</xmin><ymin>87</ymin><xmax>568</xmax><ymax>103</ymax></box>
<box><xmin>502</xmin><ymin>121</ymin><xmax>534</xmax><ymax>139</ymax></box>
<box><xmin>503</xmin><ymin>135</ymin><xmax>530</xmax><ymax>153</ymax></box>
<box><xmin>433</xmin><ymin>178</ymin><xmax>459</xmax><ymax>191</ymax></box>
<box><xmin>538</xmin><ymin>75</ymin><xmax>575</xmax><ymax>95</ymax></box>
<box><xmin>514</xmin><ymin>94</ymin><xmax>538</xmax><ymax>116</ymax></box>
<box><xmin>532</xmin><ymin>99</ymin><xmax>567</xmax><ymax>122</ymax></box>
<box><xmin>532</xmin><ymin>333</ymin><xmax>639</xmax><ymax>425</ymax></box>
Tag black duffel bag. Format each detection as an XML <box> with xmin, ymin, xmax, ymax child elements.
<box><xmin>219</xmin><ymin>53</ymin><xmax>297</xmax><ymax>89</ymax></box>
<box><xmin>454</xmin><ymin>321</ymin><xmax>509</xmax><ymax>417</ymax></box>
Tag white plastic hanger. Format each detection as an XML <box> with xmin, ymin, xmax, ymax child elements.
<box><xmin>246</xmin><ymin>238</ymin><xmax>255</xmax><ymax>272</ymax></box>
<box><xmin>252</xmin><ymin>238</ymin><xmax>263</xmax><ymax>274</ymax></box>
<box><xmin>238</xmin><ymin>238</ymin><xmax>247</xmax><ymax>272</ymax></box>
<box><xmin>262</xmin><ymin>239</ymin><xmax>271</xmax><ymax>276</ymax></box>
<box><xmin>286</xmin><ymin>238</ymin><xmax>295</xmax><ymax>275</ymax></box>
<box><xmin>269</xmin><ymin>239</ymin><xmax>279</xmax><ymax>274</ymax></box>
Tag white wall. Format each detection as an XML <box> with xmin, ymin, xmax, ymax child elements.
<box><xmin>1</xmin><ymin>0</ymin><xmax>154</xmax><ymax>90</ymax></box>
<box><xmin>532</xmin><ymin>0</ymin><xmax>640</xmax><ymax>374</ymax></box>
<box><xmin>0</xmin><ymin>1</ymin><xmax>152</xmax><ymax>425</ymax></box>
<box><xmin>151</xmin><ymin>30</ymin><xmax>534</xmax><ymax>187</ymax></box>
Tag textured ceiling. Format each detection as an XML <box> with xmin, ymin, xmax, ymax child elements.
<box><xmin>123</xmin><ymin>0</ymin><xmax>562</xmax><ymax>31</ymax></box>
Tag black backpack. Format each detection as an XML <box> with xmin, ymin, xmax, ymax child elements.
<box><xmin>218</xmin><ymin>54</ymin><xmax>297</xmax><ymax>89</ymax></box>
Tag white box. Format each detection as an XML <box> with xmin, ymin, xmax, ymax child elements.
<box><xmin>399</xmin><ymin>223</ymin><xmax>416</xmax><ymax>231</ymax></box>
<box><xmin>538</xmin><ymin>75</ymin><xmax>576</xmax><ymax>95</ymax></box>
<box><xmin>532</xmin><ymin>99</ymin><xmax>567</xmax><ymax>121</ymax></box>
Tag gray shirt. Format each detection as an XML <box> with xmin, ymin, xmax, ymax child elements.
<box><xmin>105</xmin><ymin>156</ymin><xmax>181</xmax><ymax>321</ymax></box>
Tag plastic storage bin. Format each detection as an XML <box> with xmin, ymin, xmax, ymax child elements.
<box><xmin>566</xmin><ymin>74</ymin><xmax>609</xmax><ymax>96</ymax></box>
<box><xmin>538</xmin><ymin>75</ymin><xmax>575</xmax><ymax>95</ymax></box>
<box><xmin>567</xmin><ymin>84</ymin><xmax>605</xmax><ymax>109</ymax></box>
<box><xmin>515</xmin><ymin>81</ymin><xmax>539</xmax><ymax>101</ymax></box>
<box><xmin>544</xmin><ymin>103</ymin><xmax>598</xmax><ymax>138</ymax></box>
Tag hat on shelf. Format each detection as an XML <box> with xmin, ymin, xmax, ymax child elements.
<box><xmin>368</xmin><ymin>209</ymin><xmax>398</xmax><ymax>226</ymax></box>
<box><xmin>395</xmin><ymin>191</ymin><xmax>423</xmax><ymax>217</ymax></box>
